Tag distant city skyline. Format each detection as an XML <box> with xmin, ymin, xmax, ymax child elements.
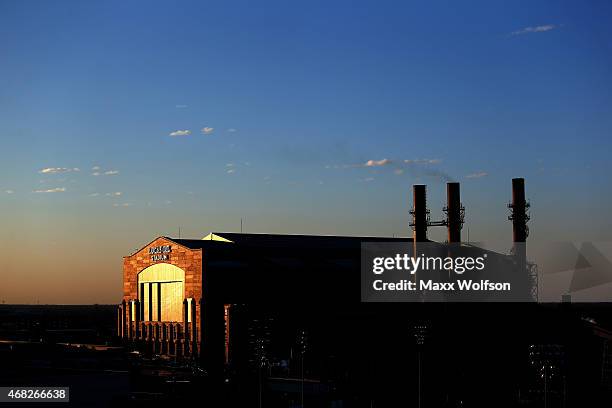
<box><xmin>1</xmin><ymin>0</ymin><xmax>612</xmax><ymax>303</ymax></box>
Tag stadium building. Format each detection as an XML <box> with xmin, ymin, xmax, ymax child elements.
<box><xmin>118</xmin><ymin>179</ymin><xmax>534</xmax><ymax>389</ymax></box>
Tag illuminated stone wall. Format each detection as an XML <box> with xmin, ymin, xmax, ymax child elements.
<box><xmin>122</xmin><ymin>237</ymin><xmax>202</xmax><ymax>327</ymax></box>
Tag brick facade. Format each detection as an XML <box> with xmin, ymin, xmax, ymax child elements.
<box><xmin>122</xmin><ymin>236</ymin><xmax>202</xmax><ymax>302</ymax></box>
<box><xmin>120</xmin><ymin>237</ymin><xmax>204</xmax><ymax>359</ymax></box>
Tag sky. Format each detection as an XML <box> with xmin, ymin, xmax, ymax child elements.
<box><xmin>1</xmin><ymin>0</ymin><xmax>612</xmax><ymax>303</ymax></box>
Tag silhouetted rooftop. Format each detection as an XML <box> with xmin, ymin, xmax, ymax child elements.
<box><xmin>169</xmin><ymin>232</ymin><xmax>413</xmax><ymax>250</ymax></box>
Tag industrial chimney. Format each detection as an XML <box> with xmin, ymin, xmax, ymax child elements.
<box><xmin>508</xmin><ymin>178</ymin><xmax>530</xmax><ymax>278</ymax></box>
<box><xmin>509</xmin><ymin>178</ymin><xmax>529</xmax><ymax>244</ymax></box>
<box><xmin>445</xmin><ymin>182</ymin><xmax>463</xmax><ymax>243</ymax></box>
<box><xmin>410</xmin><ymin>184</ymin><xmax>428</xmax><ymax>243</ymax></box>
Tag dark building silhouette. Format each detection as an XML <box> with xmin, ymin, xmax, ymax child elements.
<box><xmin>115</xmin><ymin>179</ymin><xmax>612</xmax><ymax>406</ymax></box>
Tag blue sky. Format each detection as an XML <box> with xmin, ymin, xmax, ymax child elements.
<box><xmin>1</xmin><ymin>0</ymin><xmax>612</xmax><ymax>303</ymax></box>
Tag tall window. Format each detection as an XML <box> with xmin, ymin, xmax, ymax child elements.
<box><xmin>138</xmin><ymin>263</ymin><xmax>185</xmax><ymax>322</ymax></box>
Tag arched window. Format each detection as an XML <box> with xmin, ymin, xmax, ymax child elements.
<box><xmin>138</xmin><ymin>263</ymin><xmax>185</xmax><ymax>322</ymax></box>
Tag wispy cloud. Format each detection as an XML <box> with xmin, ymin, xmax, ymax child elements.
<box><xmin>39</xmin><ymin>167</ymin><xmax>80</xmax><ymax>174</ymax></box>
<box><xmin>365</xmin><ymin>159</ymin><xmax>392</xmax><ymax>167</ymax></box>
<box><xmin>92</xmin><ymin>166</ymin><xmax>100</xmax><ymax>171</ymax></box>
<box><xmin>201</xmin><ymin>127</ymin><xmax>214</xmax><ymax>135</ymax></box>
<box><xmin>175</xmin><ymin>104</ymin><xmax>188</xmax><ymax>109</ymax></box>
<box><xmin>360</xmin><ymin>177</ymin><xmax>375</xmax><ymax>182</ymax></box>
<box><xmin>88</xmin><ymin>193</ymin><xmax>100</xmax><ymax>197</ymax></box>
<box><xmin>105</xmin><ymin>192</ymin><xmax>122</xmax><ymax>197</ymax></box>
<box><xmin>466</xmin><ymin>172</ymin><xmax>488</xmax><ymax>179</ymax></box>
<box><xmin>34</xmin><ymin>187</ymin><xmax>66</xmax><ymax>193</ymax></box>
<box><xmin>404</xmin><ymin>159</ymin><xmax>442</xmax><ymax>165</ymax></box>
<box><xmin>227</xmin><ymin>168</ymin><xmax>236</xmax><ymax>174</ymax></box>
<box><xmin>328</xmin><ymin>156</ymin><xmax>453</xmax><ymax>183</ymax></box>
<box><xmin>4</xmin><ymin>190</ymin><xmax>14</xmax><ymax>194</ymax></box>
<box><xmin>511</xmin><ymin>24</ymin><xmax>557</xmax><ymax>36</ymax></box>
<box><xmin>113</xmin><ymin>202</ymin><xmax>131</xmax><ymax>207</ymax></box>
<box><xmin>92</xmin><ymin>169</ymin><xmax>119</xmax><ymax>176</ymax></box>
<box><xmin>331</xmin><ymin>158</ymin><xmax>442</xmax><ymax>169</ymax></box>
<box><xmin>227</xmin><ymin>128</ymin><xmax>237</xmax><ymax>133</ymax></box>
<box><xmin>169</xmin><ymin>130</ymin><xmax>191</xmax><ymax>137</ymax></box>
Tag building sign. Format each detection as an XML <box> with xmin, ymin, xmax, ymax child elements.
<box><xmin>149</xmin><ymin>245</ymin><xmax>172</xmax><ymax>262</ymax></box>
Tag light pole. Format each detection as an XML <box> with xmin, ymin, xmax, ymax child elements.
<box><xmin>414</xmin><ymin>324</ymin><xmax>428</xmax><ymax>408</ymax></box>
<box><xmin>256</xmin><ymin>337</ymin><xmax>268</xmax><ymax>408</ymax></box>
<box><xmin>543</xmin><ymin>365</ymin><xmax>547</xmax><ymax>408</ymax></box>
<box><xmin>529</xmin><ymin>345</ymin><xmax>565</xmax><ymax>408</ymax></box>
<box><xmin>298</xmin><ymin>329</ymin><xmax>308</xmax><ymax>408</ymax></box>
<box><xmin>540</xmin><ymin>363</ymin><xmax>557</xmax><ymax>408</ymax></box>
<box><xmin>418</xmin><ymin>349</ymin><xmax>422</xmax><ymax>408</ymax></box>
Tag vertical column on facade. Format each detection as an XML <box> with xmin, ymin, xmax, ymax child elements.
<box><xmin>183</xmin><ymin>298</ymin><xmax>190</xmax><ymax>357</ymax></box>
<box><xmin>127</xmin><ymin>300</ymin><xmax>133</xmax><ymax>340</ymax></box>
<box><xmin>191</xmin><ymin>298</ymin><xmax>198</xmax><ymax>357</ymax></box>
<box><xmin>134</xmin><ymin>299</ymin><xmax>140</xmax><ymax>339</ymax></box>
<box><xmin>168</xmin><ymin>323</ymin><xmax>175</xmax><ymax>356</ymax></box>
<box><xmin>169</xmin><ymin>324</ymin><xmax>173</xmax><ymax>355</ymax></box>
<box><xmin>160</xmin><ymin>323</ymin><xmax>164</xmax><ymax>355</ymax></box>
<box><xmin>151</xmin><ymin>323</ymin><xmax>156</xmax><ymax>354</ymax></box>
<box><xmin>117</xmin><ymin>305</ymin><xmax>122</xmax><ymax>338</ymax></box>
<box><xmin>161</xmin><ymin>323</ymin><xmax>167</xmax><ymax>354</ymax></box>
<box><xmin>174</xmin><ymin>323</ymin><xmax>182</xmax><ymax>360</ymax></box>
<box><xmin>159</xmin><ymin>323</ymin><xmax>164</xmax><ymax>354</ymax></box>
<box><xmin>120</xmin><ymin>300</ymin><xmax>126</xmax><ymax>339</ymax></box>
<box><xmin>199</xmin><ymin>298</ymin><xmax>205</xmax><ymax>366</ymax></box>
<box><xmin>157</xmin><ymin>323</ymin><xmax>162</xmax><ymax>355</ymax></box>
<box><xmin>154</xmin><ymin>323</ymin><xmax>160</xmax><ymax>355</ymax></box>
<box><xmin>146</xmin><ymin>320</ymin><xmax>153</xmax><ymax>355</ymax></box>
<box><xmin>198</xmin><ymin>298</ymin><xmax>204</xmax><ymax>362</ymax></box>
<box><xmin>151</xmin><ymin>324</ymin><xmax>155</xmax><ymax>355</ymax></box>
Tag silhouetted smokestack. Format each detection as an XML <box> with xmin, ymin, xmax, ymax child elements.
<box><xmin>509</xmin><ymin>178</ymin><xmax>532</xmax><ymax>299</ymax></box>
<box><xmin>411</xmin><ymin>185</ymin><xmax>428</xmax><ymax>242</ymax></box>
<box><xmin>510</xmin><ymin>178</ymin><xmax>528</xmax><ymax>243</ymax></box>
<box><xmin>446</xmin><ymin>182</ymin><xmax>462</xmax><ymax>243</ymax></box>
